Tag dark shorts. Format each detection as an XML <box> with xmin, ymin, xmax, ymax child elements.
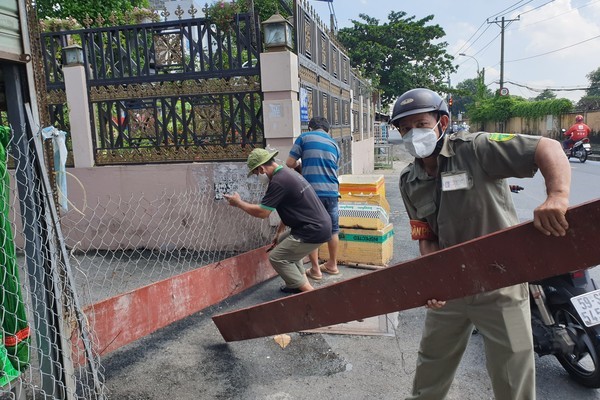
<box><xmin>319</xmin><ymin>196</ymin><xmax>339</xmax><ymax>234</ymax></box>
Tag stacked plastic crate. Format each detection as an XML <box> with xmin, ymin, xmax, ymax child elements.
<box><xmin>319</xmin><ymin>175</ymin><xmax>394</xmax><ymax>266</ymax></box>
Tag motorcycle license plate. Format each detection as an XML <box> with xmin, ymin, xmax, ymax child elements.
<box><xmin>570</xmin><ymin>289</ymin><xmax>600</xmax><ymax>327</ymax></box>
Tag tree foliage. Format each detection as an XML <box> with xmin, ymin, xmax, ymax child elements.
<box><xmin>336</xmin><ymin>12</ymin><xmax>455</xmax><ymax>105</ymax></box>
<box><xmin>586</xmin><ymin>67</ymin><xmax>600</xmax><ymax>97</ymax></box>
<box><xmin>35</xmin><ymin>0</ymin><xmax>148</xmax><ymax>24</ymax></box>
<box><xmin>532</xmin><ymin>89</ymin><xmax>556</xmax><ymax>101</ymax></box>
<box><xmin>238</xmin><ymin>0</ymin><xmax>293</xmax><ymax>22</ymax></box>
<box><xmin>577</xmin><ymin>96</ymin><xmax>600</xmax><ymax>111</ymax></box>
<box><xmin>512</xmin><ymin>98</ymin><xmax>572</xmax><ymax>118</ymax></box>
<box><xmin>453</xmin><ymin>78</ymin><xmax>493</xmax><ymax>116</ymax></box>
<box><xmin>469</xmin><ymin>96</ymin><xmax>572</xmax><ymax>123</ymax></box>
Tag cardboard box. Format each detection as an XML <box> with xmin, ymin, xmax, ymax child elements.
<box><xmin>320</xmin><ymin>223</ymin><xmax>394</xmax><ymax>266</ymax></box>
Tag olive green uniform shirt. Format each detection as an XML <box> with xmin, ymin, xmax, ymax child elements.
<box><xmin>400</xmin><ymin>131</ymin><xmax>541</xmax><ymax>249</ymax></box>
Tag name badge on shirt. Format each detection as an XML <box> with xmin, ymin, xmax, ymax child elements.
<box><xmin>441</xmin><ymin>171</ymin><xmax>471</xmax><ymax>191</ymax></box>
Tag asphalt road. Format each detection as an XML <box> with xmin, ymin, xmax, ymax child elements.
<box><xmin>102</xmin><ymin>146</ymin><xmax>600</xmax><ymax>400</ymax></box>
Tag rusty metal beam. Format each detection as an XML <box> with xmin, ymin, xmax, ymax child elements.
<box><xmin>213</xmin><ymin>199</ymin><xmax>600</xmax><ymax>342</ymax></box>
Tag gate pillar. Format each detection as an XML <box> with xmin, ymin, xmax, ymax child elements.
<box><xmin>260</xmin><ymin>50</ymin><xmax>300</xmax><ymax>157</ymax></box>
<box><xmin>63</xmin><ymin>63</ymin><xmax>95</xmax><ymax>168</ymax></box>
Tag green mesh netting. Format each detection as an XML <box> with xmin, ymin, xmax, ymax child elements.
<box><xmin>0</xmin><ymin>125</ymin><xmax>30</xmax><ymax>385</ymax></box>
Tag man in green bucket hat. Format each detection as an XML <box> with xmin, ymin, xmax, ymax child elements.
<box><xmin>224</xmin><ymin>148</ymin><xmax>332</xmax><ymax>294</ymax></box>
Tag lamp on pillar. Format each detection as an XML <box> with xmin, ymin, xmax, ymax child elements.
<box><xmin>62</xmin><ymin>44</ymin><xmax>84</xmax><ymax>66</ymax></box>
<box><xmin>262</xmin><ymin>13</ymin><xmax>293</xmax><ymax>51</ymax></box>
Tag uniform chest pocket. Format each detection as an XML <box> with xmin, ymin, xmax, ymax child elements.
<box><xmin>414</xmin><ymin>200</ymin><xmax>437</xmax><ymax>220</ymax></box>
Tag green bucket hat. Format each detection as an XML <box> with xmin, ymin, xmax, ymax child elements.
<box><xmin>247</xmin><ymin>148</ymin><xmax>279</xmax><ymax>177</ymax></box>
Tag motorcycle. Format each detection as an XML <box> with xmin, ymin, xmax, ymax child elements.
<box><xmin>510</xmin><ymin>185</ymin><xmax>600</xmax><ymax>387</ymax></box>
<box><xmin>561</xmin><ymin>128</ymin><xmax>592</xmax><ymax>163</ymax></box>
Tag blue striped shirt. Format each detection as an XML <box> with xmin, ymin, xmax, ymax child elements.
<box><xmin>289</xmin><ymin>130</ymin><xmax>340</xmax><ymax>198</ymax></box>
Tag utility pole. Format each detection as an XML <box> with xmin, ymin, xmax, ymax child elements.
<box><xmin>487</xmin><ymin>16</ymin><xmax>519</xmax><ymax>93</ymax></box>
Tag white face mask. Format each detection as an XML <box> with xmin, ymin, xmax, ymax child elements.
<box><xmin>258</xmin><ymin>172</ymin><xmax>270</xmax><ymax>185</ymax></box>
<box><xmin>403</xmin><ymin>120</ymin><xmax>441</xmax><ymax>159</ymax></box>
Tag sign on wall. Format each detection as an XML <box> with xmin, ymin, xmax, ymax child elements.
<box><xmin>300</xmin><ymin>87</ymin><xmax>309</xmax><ymax>122</ymax></box>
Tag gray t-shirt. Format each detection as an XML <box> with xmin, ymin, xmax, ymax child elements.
<box><xmin>261</xmin><ymin>166</ymin><xmax>332</xmax><ymax>243</ymax></box>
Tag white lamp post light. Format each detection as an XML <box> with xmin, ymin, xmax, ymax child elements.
<box><xmin>262</xmin><ymin>13</ymin><xmax>293</xmax><ymax>51</ymax></box>
<box><xmin>62</xmin><ymin>44</ymin><xmax>84</xmax><ymax>66</ymax></box>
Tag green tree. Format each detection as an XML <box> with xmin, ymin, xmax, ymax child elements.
<box><xmin>239</xmin><ymin>0</ymin><xmax>293</xmax><ymax>22</ymax></box>
<box><xmin>469</xmin><ymin>96</ymin><xmax>572</xmax><ymax>124</ymax></box>
<box><xmin>453</xmin><ymin>77</ymin><xmax>493</xmax><ymax>117</ymax></box>
<box><xmin>532</xmin><ymin>89</ymin><xmax>556</xmax><ymax>101</ymax></box>
<box><xmin>586</xmin><ymin>67</ymin><xmax>600</xmax><ymax>97</ymax></box>
<box><xmin>35</xmin><ymin>0</ymin><xmax>148</xmax><ymax>25</ymax></box>
<box><xmin>576</xmin><ymin>96</ymin><xmax>600</xmax><ymax>111</ymax></box>
<box><xmin>337</xmin><ymin>12</ymin><xmax>455</xmax><ymax>105</ymax></box>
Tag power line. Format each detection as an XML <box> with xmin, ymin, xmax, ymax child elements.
<box><xmin>471</xmin><ymin>31</ymin><xmax>502</xmax><ymax>59</ymax></box>
<box><xmin>453</xmin><ymin>22</ymin><xmax>487</xmax><ymax>57</ymax></box>
<box><xmin>454</xmin><ymin>33</ymin><xmax>501</xmax><ymax>82</ymax></box>
<box><xmin>455</xmin><ymin>0</ymin><xmax>526</xmax><ymax>56</ymax></box>
<box><xmin>488</xmin><ymin>0</ymin><xmax>532</xmax><ymax>20</ymax></box>
<box><xmin>462</xmin><ymin>24</ymin><xmax>493</xmax><ymax>55</ymax></box>
<box><xmin>503</xmin><ymin>79</ymin><xmax>592</xmax><ymax>92</ymax></box>
<box><xmin>506</xmin><ymin>34</ymin><xmax>600</xmax><ymax>62</ymax></box>
<box><xmin>461</xmin><ymin>0</ymin><xmax>564</xmax><ymax>63</ymax></box>
<box><xmin>511</xmin><ymin>0</ymin><xmax>600</xmax><ymax>31</ymax></box>
<box><xmin>517</xmin><ymin>0</ymin><xmax>557</xmax><ymax>17</ymax></box>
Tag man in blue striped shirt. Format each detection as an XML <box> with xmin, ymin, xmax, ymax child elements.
<box><xmin>286</xmin><ymin>116</ymin><xmax>341</xmax><ymax>280</ymax></box>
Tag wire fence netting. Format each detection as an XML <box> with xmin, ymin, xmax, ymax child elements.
<box><xmin>1</xmin><ymin>121</ymin><xmax>274</xmax><ymax>399</ymax></box>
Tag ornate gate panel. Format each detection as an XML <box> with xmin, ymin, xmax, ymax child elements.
<box><xmin>39</xmin><ymin>13</ymin><xmax>263</xmax><ymax>164</ymax></box>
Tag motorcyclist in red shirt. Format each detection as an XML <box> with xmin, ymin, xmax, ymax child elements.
<box><xmin>563</xmin><ymin>115</ymin><xmax>591</xmax><ymax>150</ymax></box>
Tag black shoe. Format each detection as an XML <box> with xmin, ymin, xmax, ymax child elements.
<box><xmin>280</xmin><ymin>285</ymin><xmax>302</xmax><ymax>294</ymax></box>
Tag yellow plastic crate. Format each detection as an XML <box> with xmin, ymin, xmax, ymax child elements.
<box><xmin>320</xmin><ymin>223</ymin><xmax>394</xmax><ymax>266</ymax></box>
<box><xmin>339</xmin><ymin>202</ymin><xmax>389</xmax><ymax>230</ymax></box>
<box><xmin>339</xmin><ymin>174</ymin><xmax>386</xmax><ymax>197</ymax></box>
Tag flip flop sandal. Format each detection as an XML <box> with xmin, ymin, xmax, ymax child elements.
<box><xmin>305</xmin><ymin>269</ymin><xmax>323</xmax><ymax>281</ymax></box>
<box><xmin>319</xmin><ymin>264</ymin><xmax>340</xmax><ymax>275</ymax></box>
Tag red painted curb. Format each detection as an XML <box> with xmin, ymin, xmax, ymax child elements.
<box><xmin>82</xmin><ymin>246</ymin><xmax>276</xmax><ymax>357</ymax></box>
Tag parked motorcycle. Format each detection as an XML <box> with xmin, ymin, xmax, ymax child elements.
<box><xmin>510</xmin><ymin>185</ymin><xmax>600</xmax><ymax>387</ymax></box>
<box><xmin>561</xmin><ymin>128</ymin><xmax>592</xmax><ymax>163</ymax></box>
<box><xmin>530</xmin><ymin>271</ymin><xmax>600</xmax><ymax>388</ymax></box>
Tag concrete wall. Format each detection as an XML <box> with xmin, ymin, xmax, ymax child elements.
<box><xmin>351</xmin><ymin>136</ymin><xmax>375</xmax><ymax>174</ymax></box>
<box><xmin>19</xmin><ymin>151</ymin><xmax>372</xmax><ymax>252</ymax></box>
<box><xmin>480</xmin><ymin>110</ymin><xmax>600</xmax><ymax>142</ymax></box>
<box><xmin>17</xmin><ymin>163</ymin><xmax>275</xmax><ymax>252</ymax></box>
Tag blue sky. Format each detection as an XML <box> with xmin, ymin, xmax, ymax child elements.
<box><xmin>310</xmin><ymin>0</ymin><xmax>600</xmax><ymax>102</ymax></box>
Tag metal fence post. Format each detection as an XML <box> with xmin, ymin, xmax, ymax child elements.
<box><xmin>5</xmin><ymin>64</ymin><xmax>69</xmax><ymax>398</ymax></box>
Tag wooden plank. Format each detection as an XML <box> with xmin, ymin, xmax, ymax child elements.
<box><xmin>213</xmin><ymin>199</ymin><xmax>600</xmax><ymax>342</ymax></box>
<box><xmin>343</xmin><ymin>262</ymin><xmax>387</xmax><ymax>270</ymax></box>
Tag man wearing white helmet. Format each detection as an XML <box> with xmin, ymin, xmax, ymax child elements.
<box><xmin>390</xmin><ymin>88</ymin><xmax>571</xmax><ymax>400</ymax></box>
